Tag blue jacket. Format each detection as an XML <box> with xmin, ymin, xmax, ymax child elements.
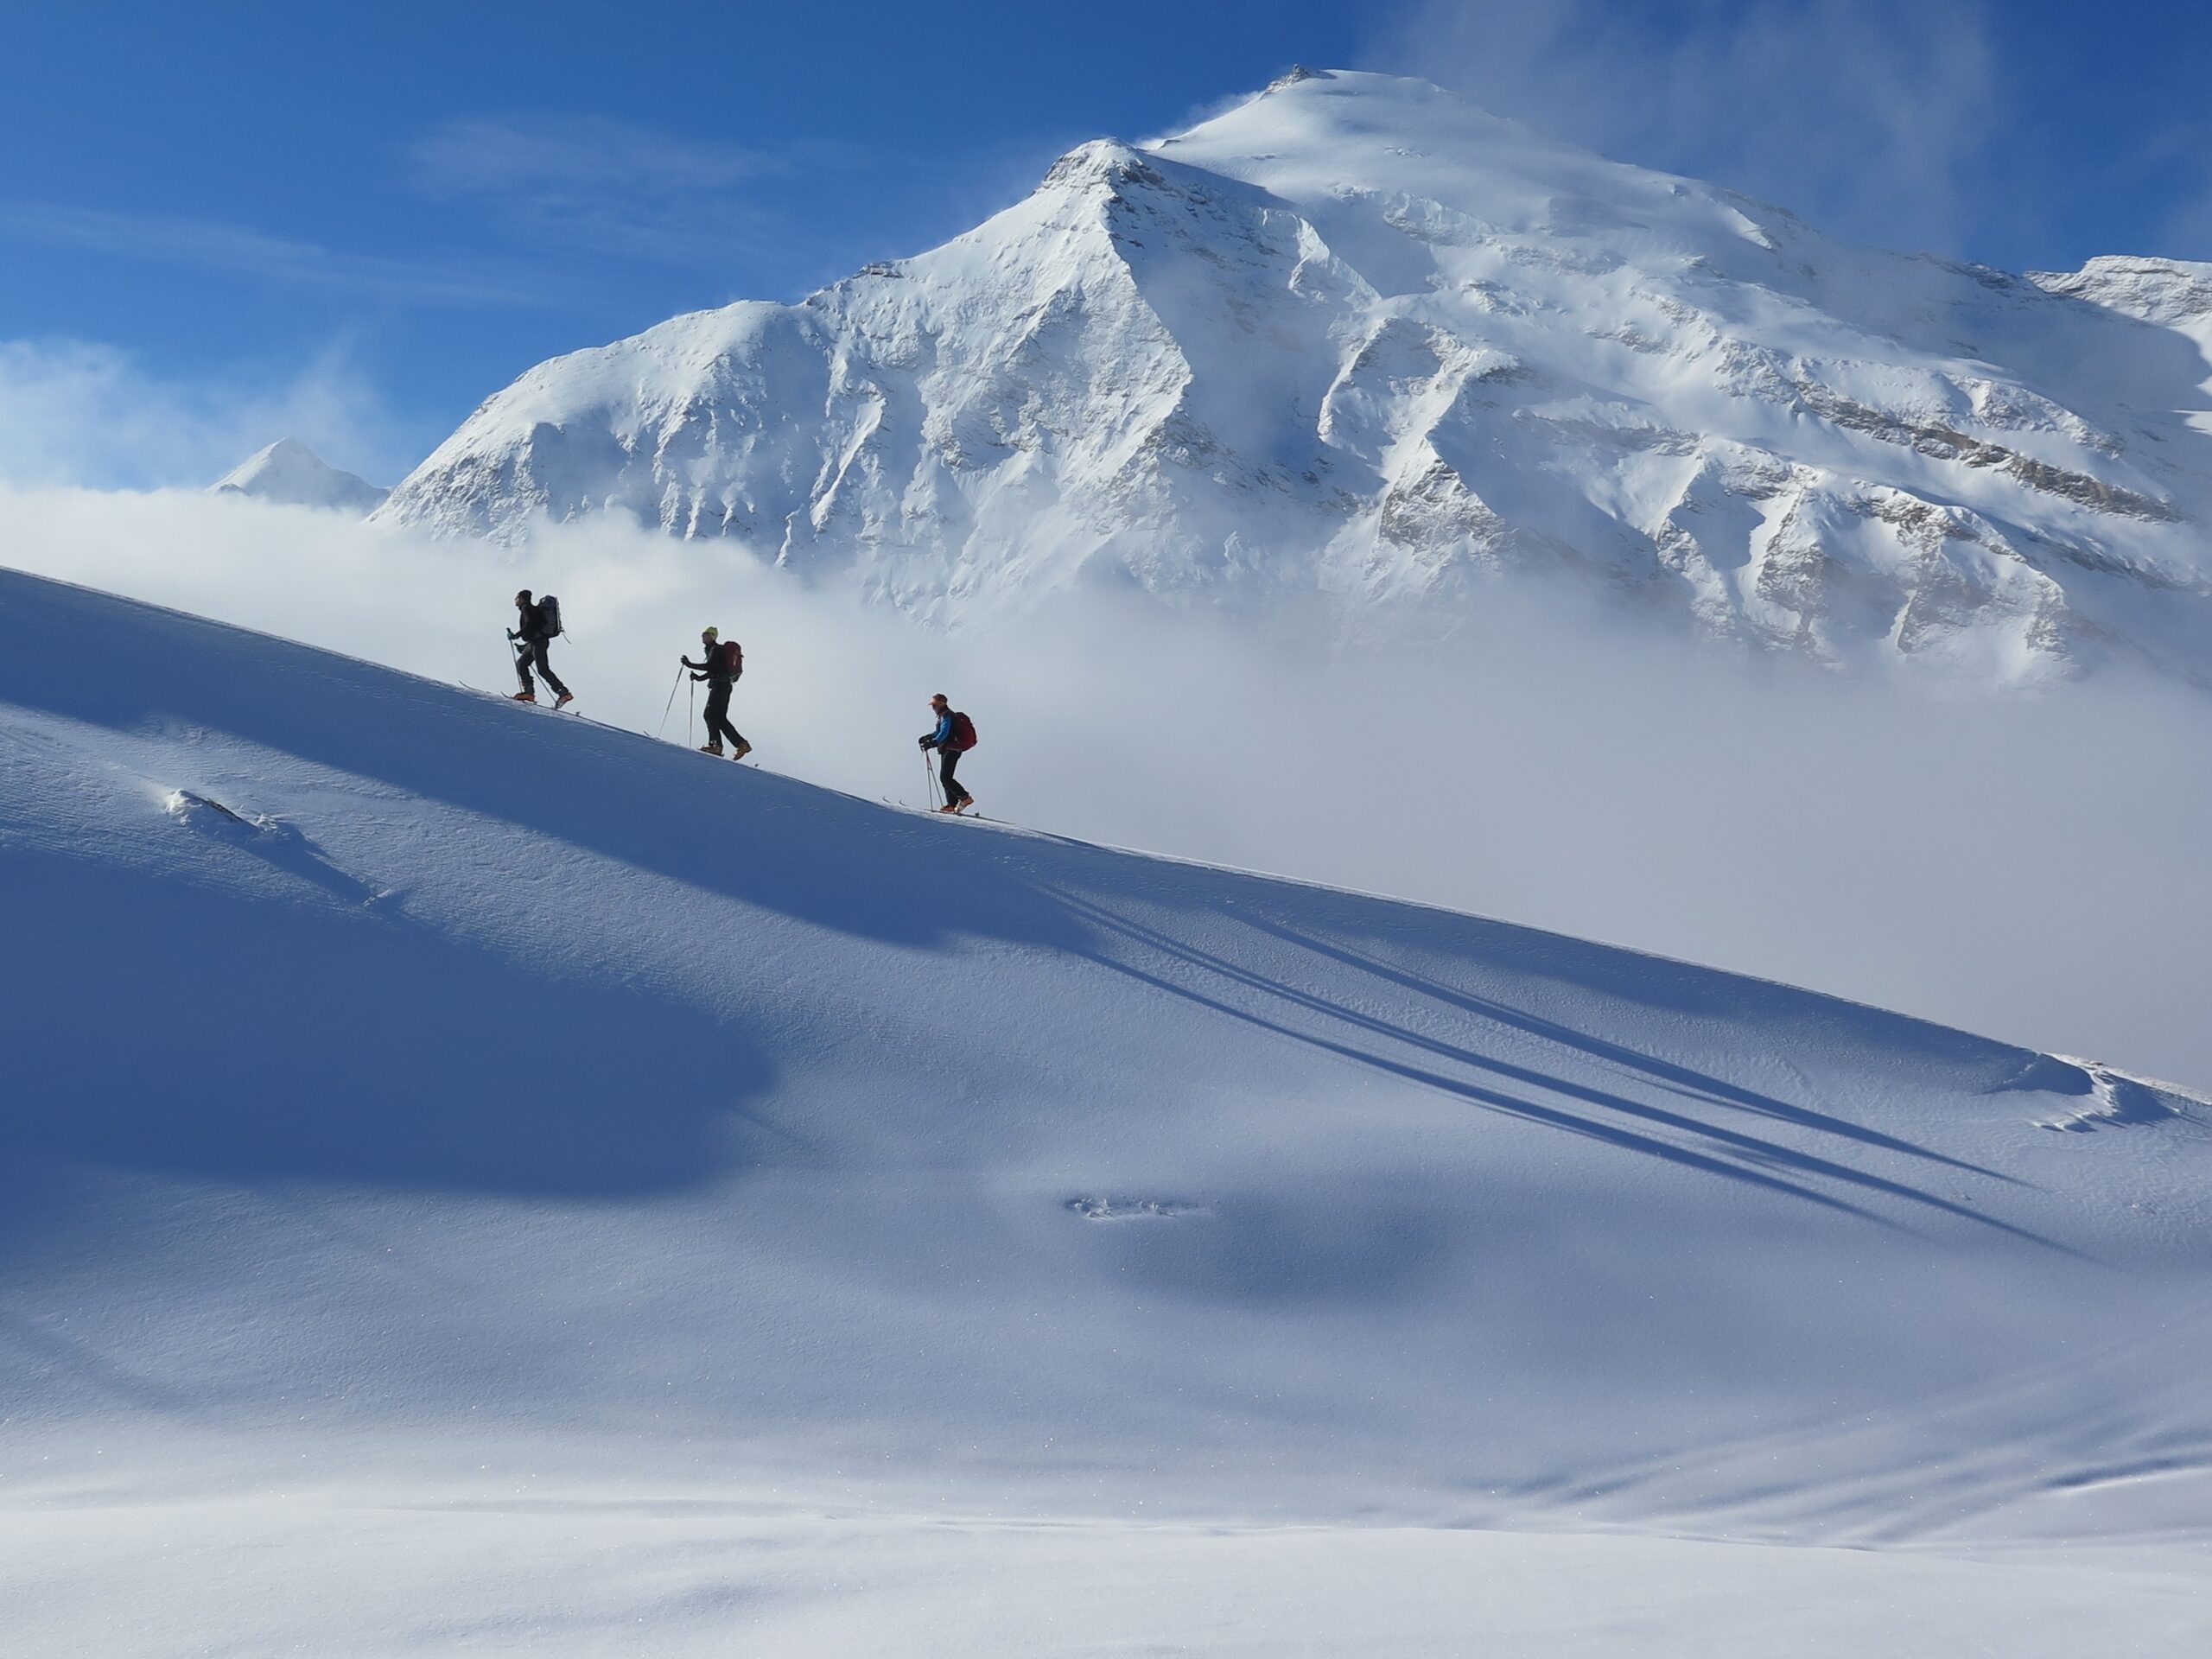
<box><xmin>922</xmin><ymin>710</ymin><xmax>956</xmax><ymax>750</ymax></box>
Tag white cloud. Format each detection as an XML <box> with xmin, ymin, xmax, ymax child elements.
<box><xmin>5</xmin><ymin>483</ymin><xmax>2210</xmax><ymax>1096</ymax></box>
<box><xmin>1361</xmin><ymin>0</ymin><xmax>2000</xmax><ymax>256</ymax></box>
<box><xmin>0</xmin><ymin>202</ymin><xmax>544</xmax><ymax>306</ymax></box>
<box><xmin>0</xmin><ymin>339</ymin><xmax>416</xmax><ymax>492</ymax></box>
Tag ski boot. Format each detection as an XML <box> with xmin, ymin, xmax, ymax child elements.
<box><xmin>729</xmin><ymin>740</ymin><xmax>753</xmax><ymax>760</ymax></box>
<box><xmin>511</xmin><ymin>690</ymin><xmax>537</xmax><ymax>703</ymax></box>
<box><xmin>699</xmin><ymin>743</ymin><xmax>725</xmax><ymax>757</ymax></box>
<box><xmin>554</xmin><ymin>691</ymin><xmax>575</xmax><ymax>709</ymax></box>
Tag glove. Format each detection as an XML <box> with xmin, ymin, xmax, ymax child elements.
<box><xmin>505</xmin><ymin>630</ymin><xmax>518</xmax><ymax>642</ymax></box>
<box><xmin>918</xmin><ymin>735</ymin><xmax>933</xmax><ymax>750</ymax></box>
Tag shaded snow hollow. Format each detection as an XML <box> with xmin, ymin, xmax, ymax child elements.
<box><xmin>3</xmin><ymin>565</ymin><xmax>2212</xmax><ymax>1654</ymax></box>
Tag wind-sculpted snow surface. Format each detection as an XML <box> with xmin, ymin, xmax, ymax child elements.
<box><xmin>374</xmin><ymin>70</ymin><xmax>2212</xmax><ymax>684</ymax></box>
<box><xmin>4</xmin><ymin>567</ymin><xmax>2212</xmax><ymax>1653</ymax></box>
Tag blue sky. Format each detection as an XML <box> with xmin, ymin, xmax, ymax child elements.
<box><xmin>2</xmin><ymin>0</ymin><xmax>2205</xmax><ymax>486</ymax></box>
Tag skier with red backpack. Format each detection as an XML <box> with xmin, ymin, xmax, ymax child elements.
<box><xmin>683</xmin><ymin>626</ymin><xmax>750</xmax><ymax>760</ymax></box>
<box><xmin>918</xmin><ymin>693</ymin><xmax>977</xmax><ymax>814</ymax></box>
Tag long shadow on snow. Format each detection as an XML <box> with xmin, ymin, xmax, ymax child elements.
<box><xmin>1041</xmin><ymin>887</ymin><xmax>2064</xmax><ymax>1249</ymax></box>
<box><xmin>1231</xmin><ymin>910</ymin><xmax>2018</xmax><ymax>1181</ymax></box>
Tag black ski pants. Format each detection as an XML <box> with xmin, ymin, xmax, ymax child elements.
<box><xmin>703</xmin><ymin>683</ymin><xmax>746</xmax><ymax>750</ymax></box>
<box><xmin>938</xmin><ymin>747</ymin><xmax>971</xmax><ymax>805</ymax></box>
<box><xmin>515</xmin><ymin>639</ymin><xmax>569</xmax><ymax>698</ymax></box>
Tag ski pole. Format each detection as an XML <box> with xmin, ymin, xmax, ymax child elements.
<box><xmin>688</xmin><ymin>677</ymin><xmax>696</xmax><ymax>748</ymax></box>
<box><xmin>656</xmin><ymin>664</ymin><xmax>684</xmax><ymax>740</ymax></box>
<box><xmin>922</xmin><ymin>748</ymin><xmax>938</xmax><ymax>810</ymax></box>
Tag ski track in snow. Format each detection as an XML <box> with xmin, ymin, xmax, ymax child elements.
<box><xmin>4</xmin><ymin>564</ymin><xmax>2212</xmax><ymax>1653</ymax></box>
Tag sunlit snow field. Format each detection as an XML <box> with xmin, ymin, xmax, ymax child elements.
<box><xmin>5</xmin><ymin>555</ymin><xmax>2212</xmax><ymax>1653</ymax></box>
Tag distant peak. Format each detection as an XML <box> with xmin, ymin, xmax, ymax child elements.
<box><xmin>211</xmin><ymin>437</ymin><xmax>388</xmax><ymax>514</ymax></box>
<box><xmin>2030</xmin><ymin>256</ymin><xmax>2212</xmax><ymax>327</ymax></box>
<box><xmin>1267</xmin><ymin>65</ymin><xmax>1328</xmax><ymax>92</ymax></box>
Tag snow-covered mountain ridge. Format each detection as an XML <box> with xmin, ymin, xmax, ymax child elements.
<box><xmin>213</xmin><ymin>437</ymin><xmax>388</xmax><ymax>513</ymax></box>
<box><xmin>372</xmin><ymin>70</ymin><xmax>2212</xmax><ymax>681</ymax></box>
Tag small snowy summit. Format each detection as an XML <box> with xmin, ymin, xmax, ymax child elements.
<box><xmin>213</xmin><ymin>437</ymin><xmax>388</xmax><ymax>514</ymax></box>
<box><xmin>375</xmin><ymin>70</ymin><xmax>2212</xmax><ymax>683</ymax></box>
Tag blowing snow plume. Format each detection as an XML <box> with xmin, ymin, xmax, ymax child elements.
<box><xmin>372</xmin><ymin>70</ymin><xmax>2212</xmax><ymax>687</ymax></box>
<box><xmin>5</xmin><ymin>565</ymin><xmax>2212</xmax><ymax>1653</ymax></box>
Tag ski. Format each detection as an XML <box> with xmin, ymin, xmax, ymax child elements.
<box><xmin>461</xmin><ymin>683</ymin><xmax>634</xmax><ymax>739</ymax></box>
<box><xmin>460</xmin><ymin>683</ymin><xmax>771</xmax><ymax>765</ymax></box>
<box><xmin>885</xmin><ymin>798</ymin><xmax>1004</xmax><ymax>823</ymax></box>
<box><xmin>461</xmin><ymin>681</ymin><xmax>569</xmax><ymax>711</ymax></box>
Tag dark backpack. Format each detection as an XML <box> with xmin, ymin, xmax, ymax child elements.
<box><xmin>539</xmin><ymin>595</ymin><xmax>563</xmax><ymax>638</ymax></box>
<box><xmin>950</xmin><ymin>710</ymin><xmax>977</xmax><ymax>751</ymax></box>
<box><xmin>718</xmin><ymin>639</ymin><xmax>743</xmax><ymax>677</ymax></box>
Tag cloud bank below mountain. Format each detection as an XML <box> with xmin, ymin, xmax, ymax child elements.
<box><xmin>7</xmin><ymin>480</ymin><xmax>2209</xmax><ymax>1092</ymax></box>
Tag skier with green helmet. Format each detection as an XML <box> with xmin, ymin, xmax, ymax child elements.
<box><xmin>683</xmin><ymin>626</ymin><xmax>750</xmax><ymax>760</ymax></box>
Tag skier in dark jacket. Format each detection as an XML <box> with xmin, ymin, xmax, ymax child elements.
<box><xmin>509</xmin><ymin>590</ymin><xmax>572</xmax><ymax>707</ymax></box>
<box><xmin>918</xmin><ymin>693</ymin><xmax>976</xmax><ymax>814</ymax></box>
<box><xmin>683</xmin><ymin>626</ymin><xmax>750</xmax><ymax>760</ymax></box>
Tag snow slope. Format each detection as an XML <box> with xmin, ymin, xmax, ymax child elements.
<box><xmin>373</xmin><ymin>70</ymin><xmax>2212</xmax><ymax>684</ymax></box>
<box><xmin>4</xmin><ymin>564</ymin><xmax>2212</xmax><ymax>1653</ymax></box>
<box><xmin>213</xmin><ymin>436</ymin><xmax>389</xmax><ymax>513</ymax></box>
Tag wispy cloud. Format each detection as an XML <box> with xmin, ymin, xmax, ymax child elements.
<box><xmin>409</xmin><ymin>115</ymin><xmax>790</xmax><ymax>266</ymax></box>
<box><xmin>0</xmin><ymin>336</ymin><xmax>421</xmax><ymax>492</ymax></box>
<box><xmin>1361</xmin><ymin>0</ymin><xmax>1999</xmax><ymax>257</ymax></box>
<box><xmin>2169</xmin><ymin>190</ymin><xmax>2212</xmax><ymax>262</ymax></box>
<box><xmin>0</xmin><ymin>201</ymin><xmax>546</xmax><ymax>306</ymax></box>
<box><xmin>2148</xmin><ymin>124</ymin><xmax>2212</xmax><ymax>261</ymax></box>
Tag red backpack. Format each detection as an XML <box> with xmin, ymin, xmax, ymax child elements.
<box><xmin>949</xmin><ymin>710</ymin><xmax>977</xmax><ymax>751</ymax></box>
<box><xmin>718</xmin><ymin>639</ymin><xmax>743</xmax><ymax>677</ymax></box>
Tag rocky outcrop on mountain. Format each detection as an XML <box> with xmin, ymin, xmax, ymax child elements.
<box><xmin>374</xmin><ymin>73</ymin><xmax>2212</xmax><ymax>683</ymax></box>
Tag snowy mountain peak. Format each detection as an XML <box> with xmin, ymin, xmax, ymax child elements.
<box><xmin>1041</xmin><ymin>138</ymin><xmax>1164</xmax><ymax>192</ymax></box>
<box><xmin>372</xmin><ymin>70</ymin><xmax>2212</xmax><ymax>685</ymax></box>
<box><xmin>2031</xmin><ymin>255</ymin><xmax>2212</xmax><ymax>332</ymax></box>
<box><xmin>213</xmin><ymin>438</ymin><xmax>388</xmax><ymax>514</ymax></box>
